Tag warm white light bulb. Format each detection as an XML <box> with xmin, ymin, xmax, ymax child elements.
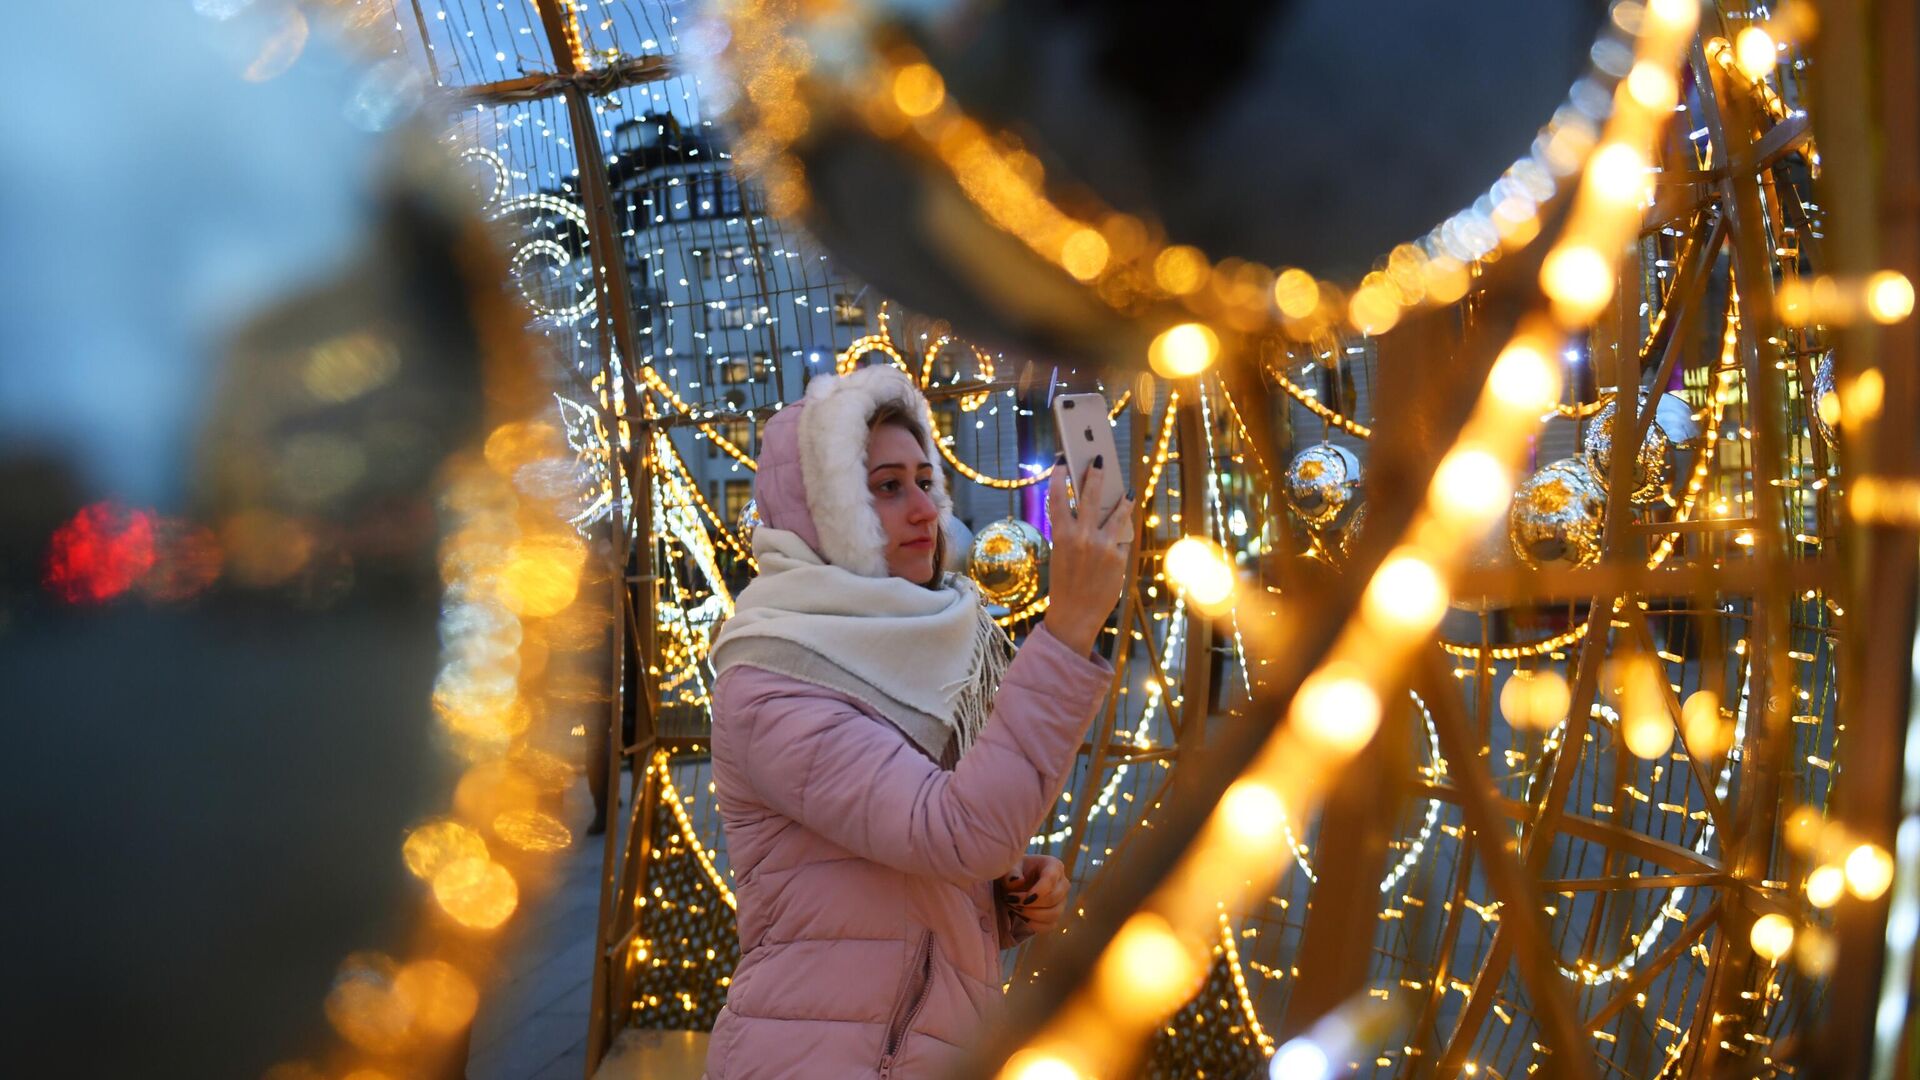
<box><xmin>1099</xmin><ymin>912</ymin><xmax>1198</xmax><ymax>1019</ymax></box>
<box><xmin>1866</xmin><ymin>271</ymin><xmax>1915</xmax><ymax>324</ymax></box>
<box><xmin>1220</xmin><ymin>779</ymin><xmax>1286</xmax><ymax>844</ymax></box>
<box><xmin>1292</xmin><ymin>669</ymin><xmax>1382</xmax><ymax>753</ymax></box>
<box><xmin>1680</xmin><ymin>689</ymin><xmax>1730</xmax><ymax>758</ymax></box>
<box><xmin>1541</xmin><ymin>244</ymin><xmax>1616</xmax><ymax>323</ymax></box>
<box><xmin>1625</xmin><ymin>60</ymin><xmax>1680</xmax><ymax>110</ymax></box>
<box><xmin>1001</xmin><ymin>1051</ymin><xmax>1082</xmax><ymax>1080</ymax></box>
<box><xmin>1500</xmin><ymin>670</ymin><xmax>1570</xmax><ymax>731</ymax></box>
<box><xmin>1805</xmin><ymin>864</ymin><xmax>1845</xmax><ymax>908</ymax></box>
<box><xmin>1750</xmin><ymin>912</ymin><xmax>1795</xmax><ymax>962</ymax></box>
<box><xmin>1487</xmin><ymin>340</ymin><xmax>1563</xmax><ymax>415</ymax></box>
<box><xmin>1647</xmin><ymin>0</ymin><xmax>1701</xmax><ymax>32</ymax></box>
<box><xmin>1623</xmin><ymin>710</ymin><xmax>1676</xmax><ymax>760</ymax></box>
<box><xmin>1587</xmin><ymin>143</ymin><xmax>1648</xmax><ymax>204</ymax></box>
<box><xmin>1846</xmin><ymin>842</ymin><xmax>1895</xmax><ymax>901</ymax></box>
<box><xmin>1430</xmin><ymin>448</ymin><xmax>1512</xmax><ymax>524</ymax></box>
<box><xmin>1149</xmin><ymin>323</ymin><xmax>1221</xmax><ymax>378</ymax></box>
<box><xmin>1165</xmin><ymin>535</ymin><xmax>1235</xmax><ymax>613</ymax></box>
<box><xmin>1364</xmin><ymin>553</ymin><xmax>1448</xmax><ymax>634</ymax></box>
<box><xmin>1734</xmin><ymin>26</ymin><xmax>1777</xmax><ymax>81</ymax></box>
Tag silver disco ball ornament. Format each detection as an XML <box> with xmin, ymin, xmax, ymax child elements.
<box><xmin>1338</xmin><ymin>500</ymin><xmax>1368</xmax><ymax>562</ymax></box>
<box><xmin>1811</xmin><ymin>351</ymin><xmax>1838</xmax><ymax>449</ymax></box>
<box><xmin>1582</xmin><ymin>390</ymin><xmax>1670</xmax><ymax>504</ymax></box>
<box><xmin>1510</xmin><ymin>458</ymin><xmax>1608</xmax><ymax>569</ymax></box>
<box><xmin>968</xmin><ymin>517</ymin><xmax>1049</xmax><ymax>607</ymax></box>
<box><xmin>1286</xmin><ymin>443</ymin><xmax>1362</xmax><ymax>527</ymax></box>
<box><xmin>736</xmin><ymin>498</ymin><xmax>764</xmax><ymax>555</ymax></box>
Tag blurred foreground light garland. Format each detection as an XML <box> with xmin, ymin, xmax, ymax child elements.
<box><xmin>958</xmin><ymin>0</ymin><xmax>1702</xmax><ymax>1072</ymax></box>
<box><xmin>716</xmin><ymin>0</ymin><xmax>1644</xmax><ymax>345</ymax></box>
<box><xmin>294</xmin><ymin>420</ymin><xmax>593</xmax><ymax>1074</ymax></box>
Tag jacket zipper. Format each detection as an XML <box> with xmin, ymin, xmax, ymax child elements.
<box><xmin>879</xmin><ymin>930</ymin><xmax>935</xmax><ymax>1078</ymax></box>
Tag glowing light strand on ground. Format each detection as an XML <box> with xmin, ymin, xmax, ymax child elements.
<box><xmin>1218</xmin><ymin>909</ymin><xmax>1277</xmax><ymax>1055</ymax></box>
<box><xmin>652</xmin><ymin>749</ymin><xmax>738</xmax><ymax>912</ymax></box>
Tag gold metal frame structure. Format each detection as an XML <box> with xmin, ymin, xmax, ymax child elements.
<box><xmin>381</xmin><ymin>0</ymin><xmax>1920</xmax><ymax>1075</ymax></box>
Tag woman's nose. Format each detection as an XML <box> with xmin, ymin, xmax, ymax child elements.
<box><xmin>907</xmin><ymin>486</ymin><xmax>938</xmax><ymax>522</ymax></box>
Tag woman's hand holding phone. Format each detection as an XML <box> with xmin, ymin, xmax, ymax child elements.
<box><xmin>1041</xmin><ymin>454</ymin><xmax>1132</xmax><ymax>657</ymax></box>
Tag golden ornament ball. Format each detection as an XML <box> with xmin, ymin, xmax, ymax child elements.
<box><xmin>1509</xmin><ymin>458</ymin><xmax>1607</xmax><ymax>569</ymax></box>
<box><xmin>968</xmin><ymin>517</ymin><xmax>1049</xmax><ymax>607</ymax></box>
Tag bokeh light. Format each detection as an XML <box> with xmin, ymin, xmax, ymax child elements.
<box><xmin>323</xmin><ymin>953</ymin><xmax>413</xmax><ymax>1055</ymax></box>
<box><xmin>1147</xmin><ymin>323</ymin><xmax>1221</xmax><ymax>379</ymax></box>
<box><xmin>498</xmin><ymin>533</ymin><xmax>586</xmax><ymax>617</ymax></box>
<box><xmin>1749</xmin><ymin>913</ymin><xmax>1795</xmax><ymax>962</ymax></box>
<box><xmin>392</xmin><ymin>958</ymin><xmax>480</xmax><ymax>1038</ymax></box>
<box><xmin>431</xmin><ymin>856</ymin><xmax>520</xmax><ymax>930</ymax></box>
<box><xmin>1292</xmin><ymin>668</ymin><xmax>1383</xmax><ymax>752</ymax></box>
<box><xmin>1500</xmin><ymin>669</ymin><xmax>1571</xmax><ymax>731</ymax></box>
<box><xmin>402</xmin><ymin>819</ymin><xmax>489</xmax><ymax>882</ymax></box>
<box><xmin>1163</xmin><ymin>535</ymin><xmax>1235</xmax><ymax>613</ymax></box>
<box><xmin>1865</xmin><ymin>270</ymin><xmax>1915</xmax><ymax>324</ymax></box>
<box><xmin>1098</xmin><ymin>912</ymin><xmax>1201</xmax><ymax>1020</ymax></box>
<box><xmin>492</xmin><ymin>808</ymin><xmax>574</xmax><ymax>853</ymax></box>
<box><xmin>1845</xmin><ymin>843</ymin><xmax>1895</xmax><ymax>901</ymax></box>
<box><xmin>43</xmin><ymin>503</ymin><xmax>157</xmax><ymax>604</ymax></box>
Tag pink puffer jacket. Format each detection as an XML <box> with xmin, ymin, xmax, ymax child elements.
<box><xmin>704</xmin><ymin>379</ymin><xmax>1113</xmax><ymax>1078</ymax></box>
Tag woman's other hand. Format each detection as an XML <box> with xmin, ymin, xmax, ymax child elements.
<box><xmin>1001</xmin><ymin>854</ymin><xmax>1070</xmax><ymax>935</ymax></box>
<box><xmin>1041</xmin><ymin>456</ymin><xmax>1133</xmax><ymax>656</ymax></box>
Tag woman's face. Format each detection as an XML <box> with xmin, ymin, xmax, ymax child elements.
<box><xmin>865</xmin><ymin>422</ymin><xmax>939</xmax><ymax>583</ymax></box>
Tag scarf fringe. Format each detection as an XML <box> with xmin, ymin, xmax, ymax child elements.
<box><xmin>949</xmin><ymin>603</ymin><xmax>1016</xmax><ymax>757</ymax></box>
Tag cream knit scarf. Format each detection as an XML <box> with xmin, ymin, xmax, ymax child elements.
<box><xmin>710</xmin><ymin>527</ymin><xmax>1015</xmax><ymax>764</ymax></box>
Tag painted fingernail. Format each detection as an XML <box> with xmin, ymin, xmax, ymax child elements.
<box><xmin>1053</xmin><ymin>451</ymin><xmax>1066</xmax><ymax>466</ymax></box>
<box><xmin>1023</xmin><ymin>893</ymin><xmax>1037</xmax><ymax>903</ymax></box>
<box><xmin>1126</xmin><ymin>487</ymin><xmax>1134</xmax><ymax>501</ymax></box>
<box><xmin>1093</xmin><ymin>454</ymin><xmax>1104</xmax><ymax>468</ymax></box>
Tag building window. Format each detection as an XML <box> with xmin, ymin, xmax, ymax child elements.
<box><xmin>643</xmin><ymin>180</ymin><xmax>694</xmax><ymax>223</ymax></box>
<box><xmin>723</xmin><ymin>479</ymin><xmax>753</xmax><ymax>522</ymax></box>
<box><xmin>695</xmin><ymin>244</ymin><xmax>762</xmax><ymax>280</ymax></box>
<box><xmin>707</xmin><ymin>303</ymin><xmax>750</xmax><ymax>331</ymax></box>
<box><xmin>719</xmin><ymin>360</ymin><xmax>751</xmax><ymax>385</ymax></box>
<box><xmin>832</xmin><ymin>292</ymin><xmax>866</xmax><ymax>326</ymax></box>
<box><xmin>752</xmin><ymin>352</ymin><xmax>775</xmax><ymax>381</ymax></box>
<box><xmin>691</xmin><ymin>172</ymin><xmax>746</xmax><ymax>218</ymax></box>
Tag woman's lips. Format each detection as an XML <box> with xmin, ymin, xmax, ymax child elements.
<box><xmin>902</xmin><ymin>537</ymin><xmax>933</xmax><ymax>548</ymax></box>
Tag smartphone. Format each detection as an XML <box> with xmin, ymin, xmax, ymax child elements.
<box><xmin>1051</xmin><ymin>392</ymin><xmax>1126</xmax><ymax>523</ymax></box>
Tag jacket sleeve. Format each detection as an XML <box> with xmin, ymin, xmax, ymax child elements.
<box><xmin>727</xmin><ymin>623</ymin><xmax>1112</xmax><ymax>887</ymax></box>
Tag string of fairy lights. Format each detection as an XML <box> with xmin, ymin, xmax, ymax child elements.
<box><xmin>585</xmin><ymin>0</ymin><xmax>1897</xmax><ymax>1073</ymax></box>
<box><xmin>283</xmin><ymin>0</ymin><xmax>1920</xmax><ymax>1076</ymax></box>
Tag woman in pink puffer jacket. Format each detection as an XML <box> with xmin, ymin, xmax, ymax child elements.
<box><xmin>705</xmin><ymin>365</ymin><xmax>1132</xmax><ymax>1078</ymax></box>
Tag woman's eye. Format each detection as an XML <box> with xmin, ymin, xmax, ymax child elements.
<box><xmin>877</xmin><ymin>480</ymin><xmax>898</xmax><ymax>494</ymax></box>
<box><xmin>917</xmin><ymin>479</ymin><xmax>934</xmax><ymax>491</ymax></box>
